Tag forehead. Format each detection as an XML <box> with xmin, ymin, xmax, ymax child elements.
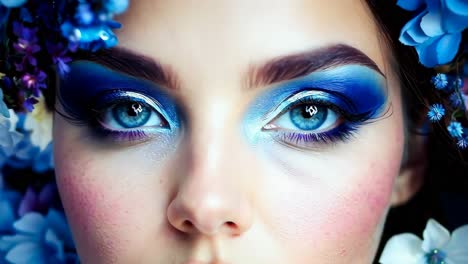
<box><xmin>115</xmin><ymin>0</ymin><xmax>386</xmax><ymax>87</ymax></box>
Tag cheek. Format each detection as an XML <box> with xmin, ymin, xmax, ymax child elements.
<box><xmin>53</xmin><ymin>119</ymin><xmax>173</xmax><ymax>261</ymax></box>
<box><xmin>256</xmin><ymin>123</ymin><xmax>404</xmax><ymax>261</ymax></box>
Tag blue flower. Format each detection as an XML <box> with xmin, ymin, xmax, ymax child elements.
<box><xmin>449</xmin><ymin>92</ymin><xmax>463</xmax><ymax>107</ymax></box>
<box><xmin>104</xmin><ymin>0</ymin><xmax>129</xmax><ymax>14</ymax></box>
<box><xmin>427</xmin><ymin>103</ymin><xmax>446</xmax><ymax>122</ymax></box>
<box><xmin>61</xmin><ymin>20</ymin><xmax>120</xmax><ymax>51</ymax></box>
<box><xmin>0</xmin><ymin>114</ymin><xmax>23</xmax><ymax>157</ymax></box>
<box><xmin>447</xmin><ymin>121</ymin><xmax>464</xmax><ymax>138</ymax></box>
<box><xmin>458</xmin><ymin>136</ymin><xmax>468</xmax><ymax>149</ymax></box>
<box><xmin>0</xmin><ymin>89</ymin><xmax>10</xmax><ymax>118</ymax></box>
<box><xmin>451</xmin><ymin>77</ymin><xmax>464</xmax><ymax>89</ymax></box>
<box><xmin>75</xmin><ymin>3</ymin><xmax>94</xmax><ymax>25</ymax></box>
<box><xmin>398</xmin><ymin>0</ymin><xmax>468</xmax><ymax>67</ymax></box>
<box><xmin>0</xmin><ymin>0</ymin><xmax>27</xmax><ymax>8</ymax></box>
<box><xmin>432</xmin><ymin>73</ymin><xmax>449</xmax><ymax>90</ymax></box>
<box><xmin>0</xmin><ymin>189</ymin><xmax>21</xmax><ymax>232</ymax></box>
<box><xmin>0</xmin><ymin>210</ymin><xmax>78</xmax><ymax>263</ymax></box>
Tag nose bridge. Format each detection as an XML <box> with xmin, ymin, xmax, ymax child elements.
<box><xmin>167</xmin><ymin>97</ymin><xmax>253</xmax><ymax>237</ymax></box>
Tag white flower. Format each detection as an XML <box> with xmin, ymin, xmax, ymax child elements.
<box><xmin>380</xmin><ymin>219</ymin><xmax>468</xmax><ymax>264</ymax></box>
<box><xmin>24</xmin><ymin>96</ymin><xmax>53</xmax><ymax>151</ymax></box>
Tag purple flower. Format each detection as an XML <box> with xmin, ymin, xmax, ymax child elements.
<box><xmin>47</xmin><ymin>43</ymin><xmax>72</xmax><ymax>76</ymax></box>
<box><xmin>12</xmin><ymin>22</ymin><xmax>41</xmax><ymax>69</ymax></box>
<box><xmin>21</xmin><ymin>70</ymin><xmax>47</xmax><ymax>97</ymax></box>
<box><xmin>18</xmin><ymin>184</ymin><xmax>57</xmax><ymax>217</ymax></box>
<box><xmin>23</xmin><ymin>97</ymin><xmax>38</xmax><ymax>112</ymax></box>
<box><xmin>457</xmin><ymin>136</ymin><xmax>468</xmax><ymax>149</ymax></box>
<box><xmin>398</xmin><ymin>0</ymin><xmax>468</xmax><ymax>67</ymax></box>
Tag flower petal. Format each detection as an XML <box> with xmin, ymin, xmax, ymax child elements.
<box><xmin>422</xmin><ymin>219</ymin><xmax>451</xmax><ymax>252</ymax></box>
<box><xmin>435</xmin><ymin>32</ymin><xmax>462</xmax><ymax>65</ymax></box>
<box><xmin>446</xmin><ymin>0</ymin><xmax>468</xmax><ymax>16</ymax></box>
<box><xmin>444</xmin><ymin>224</ymin><xmax>468</xmax><ymax>263</ymax></box>
<box><xmin>420</xmin><ymin>11</ymin><xmax>444</xmax><ymax>37</ymax></box>
<box><xmin>397</xmin><ymin>0</ymin><xmax>425</xmax><ymax>11</ymax></box>
<box><xmin>5</xmin><ymin>242</ymin><xmax>46</xmax><ymax>264</ymax></box>
<box><xmin>400</xmin><ymin>12</ymin><xmax>429</xmax><ymax>45</ymax></box>
<box><xmin>13</xmin><ymin>212</ymin><xmax>46</xmax><ymax>235</ymax></box>
<box><xmin>379</xmin><ymin>233</ymin><xmax>425</xmax><ymax>264</ymax></box>
<box><xmin>415</xmin><ymin>37</ymin><xmax>439</xmax><ymax>67</ymax></box>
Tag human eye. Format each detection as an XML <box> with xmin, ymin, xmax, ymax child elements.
<box><xmin>262</xmin><ymin>90</ymin><xmax>371</xmax><ymax>149</ymax></box>
<box><xmin>91</xmin><ymin>90</ymin><xmax>170</xmax><ymax>142</ymax></box>
<box><xmin>59</xmin><ymin>90</ymin><xmax>173</xmax><ymax>143</ymax></box>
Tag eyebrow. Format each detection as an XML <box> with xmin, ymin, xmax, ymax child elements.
<box><xmin>77</xmin><ymin>44</ymin><xmax>383</xmax><ymax>91</ymax></box>
<box><xmin>246</xmin><ymin>44</ymin><xmax>384</xmax><ymax>89</ymax></box>
<box><xmin>78</xmin><ymin>47</ymin><xmax>180</xmax><ymax>90</ymax></box>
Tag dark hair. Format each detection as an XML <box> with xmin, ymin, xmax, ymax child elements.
<box><xmin>365</xmin><ymin>0</ymin><xmax>468</xmax><ymax>262</ymax></box>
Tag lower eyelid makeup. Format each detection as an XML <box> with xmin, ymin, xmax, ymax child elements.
<box><xmin>243</xmin><ymin>65</ymin><xmax>388</xmax><ymax>144</ymax></box>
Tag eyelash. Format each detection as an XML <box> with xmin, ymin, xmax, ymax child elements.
<box><xmin>57</xmin><ymin>91</ymin><xmax>170</xmax><ymax>143</ymax></box>
<box><xmin>263</xmin><ymin>95</ymin><xmax>372</xmax><ymax>149</ymax></box>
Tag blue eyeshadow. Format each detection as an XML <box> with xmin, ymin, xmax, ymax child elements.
<box><xmin>243</xmin><ymin>65</ymin><xmax>388</xmax><ymax>138</ymax></box>
<box><xmin>58</xmin><ymin>61</ymin><xmax>181</xmax><ymax>129</ymax></box>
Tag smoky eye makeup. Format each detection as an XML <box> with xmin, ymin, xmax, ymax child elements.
<box><xmin>243</xmin><ymin>65</ymin><xmax>388</xmax><ymax>149</ymax></box>
<box><xmin>57</xmin><ymin>61</ymin><xmax>181</xmax><ymax>143</ymax></box>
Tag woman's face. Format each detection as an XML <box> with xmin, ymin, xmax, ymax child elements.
<box><xmin>53</xmin><ymin>0</ymin><xmax>405</xmax><ymax>263</ymax></box>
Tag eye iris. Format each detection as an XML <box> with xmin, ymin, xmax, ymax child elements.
<box><xmin>112</xmin><ymin>102</ymin><xmax>151</xmax><ymax>128</ymax></box>
<box><xmin>289</xmin><ymin>104</ymin><xmax>327</xmax><ymax>130</ymax></box>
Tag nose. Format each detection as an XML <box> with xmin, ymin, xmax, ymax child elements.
<box><xmin>166</xmin><ymin>157</ymin><xmax>253</xmax><ymax>237</ymax></box>
<box><xmin>166</xmin><ymin>115</ymin><xmax>254</xmax><ymax>237</ymax></box>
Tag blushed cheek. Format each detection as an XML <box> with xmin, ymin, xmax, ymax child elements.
<box><xmin>53</xmin><ymin>141</ymin><xmax>166</xmax><ymax>262</ymax></box>
<box><xmin>263</xmin><ymin>156</ymin><xmax>398</xmax><ymax>262</ymax></box>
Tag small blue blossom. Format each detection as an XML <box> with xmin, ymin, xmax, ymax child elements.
<box><xmin>427</xmin><ymin>103</ymin><xmax>446</xmax><ymax>122</ymax></box>
<box><xmin>449</xmin><ymin>92</ymin><xmax>463</xmax><ymax>107</ymax></box>
<box><xmin>432</xmin><ymin>73</ymin><xmax>449</xmax><ymax>90</ymax></box>
<box><xmin>398</xmin><ymin>0</ymin><xmax>468</xmax><ymax>67</ymax></box>
<box><xmin>451</xmin><ymin>77</ymin><xmax>464</xmax><ymax>89</ymax></box>
<box><xmin>447</xmin><ymin>121</ymin><xmax>464</xmax><ymax>138</ymax></box>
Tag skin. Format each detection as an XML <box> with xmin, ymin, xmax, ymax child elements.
<box><xmin>53</xmin><ymin>0</ymin><xmax>408</xmax><ymax>263</ymax></box>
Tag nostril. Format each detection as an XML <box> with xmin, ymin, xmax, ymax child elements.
<box><xmin>182</xmin><ymin>220</ymin><xmax>194</xmax><ymax>230</ymax></box>
<box><xmin>226</xmin><ymin>221</ymin><xmax>236</xmax><ymax>228</ymax></box>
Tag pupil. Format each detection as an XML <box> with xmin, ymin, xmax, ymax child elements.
<box><xmin>289</xmin><ymin>104</ymin><xmax>327</xmax><ymax>131</ymax></box>
<box><xmin>127</xmin><ymin>103</ymin><xmax>142</xmax><ymax>117</ymax></box>
<box><xmin>112</xmin><ymin>101</ymin><xmax>151</xmax><ymax>128</ymax></box>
